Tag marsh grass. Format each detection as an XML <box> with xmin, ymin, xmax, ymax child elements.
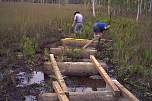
<box><xmin>0</xmin><ymin>2</ymin><xmax>152</xmax><ymax>100</ymax></box>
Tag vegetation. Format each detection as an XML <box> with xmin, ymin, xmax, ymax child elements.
<box><xmin>0</xmin><ymin>2</ymin><xmax>152</xmax><ymax>100</ymax></box>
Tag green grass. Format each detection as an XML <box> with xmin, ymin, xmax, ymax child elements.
<box><xmin>0</xmin><ymin>2</ymin><xmax>152</xmax><ymax>100</ymax></box>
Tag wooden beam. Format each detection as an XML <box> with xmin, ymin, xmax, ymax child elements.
<box><xmin>90</xmin><ymin>55</ymin><xmax>120</xmax><ymax>96</ymax></box>
<box><xmin>43</xmin><ymin>61</ymin><xmax>107</xmax><ymax>76</ymax></box>
<box><xmin>83</xmin><ymin>38</ymin><xmax>96</xmax><ymax>49</ymax></box>
<box><xmin>52</xmin><ymin>81</ymin><xmax>69</xmax><ymax>101</ymax></box>
<box><xmin>113</xmin><ymin>80</ymin><xmax>139</xmax><ymax>101</ymax></box>
<box><xmin>50</xmin><ymin>54</ymin><xmax>68</xmax><ymax>94</ymax></box>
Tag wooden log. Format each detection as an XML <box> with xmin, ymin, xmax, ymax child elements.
<box><xmin>43</xmin><ymin>62</ymin><xmax>108</xmax><ymax>76</ymax></box>
<box><xmin>90</xmin><ymin>55</ymin><xmax>120</xmax><ymax>96</ymax></box>
<box><xmin>52</xmin><ymin>81</ymin><xmax>69</xmax><ymax>101</ymax></box>
<box><xmin>61</xmin><ymin>39</ymin><xmax>96</xmax><ymax>47</ymax></box>
<box><xmin>39</xmin><ymin>91</ymin><xmax>117</xmax><ymax>101</ymax></box>
<box><xmin>50</xmin><ymin>54</ymin><xmax>68</xmax><ymax>94</ymax></box>
<box><xmin>61</xmin><ymin>38</ymin><xmax>112</xmax><ymax>47</ymax></box>
<box><xmin>113</xmin><ymin>80</ymin><xmax>139</xmax><ymax>101</ymax></box>
<box><xmin>50</xmin><ymin>47</ymin><xmax>97</xmax><ymax>58</ymax></box>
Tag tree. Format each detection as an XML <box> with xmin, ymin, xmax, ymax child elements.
<box><xmin>136</xmin><ymin>0</ymin><xmax>142</xmax><ymax>22</ymax></box>
<box><xmin>108</xmin><ymin>0</ymin><xmax>111</xmax><ymax>16</ymax></box>
<box><xmin>92</xmin><ymin>0</ymin><xmax>96</xmax><ymax>16</ymax></box>
<box><xmin>149</xmin><ymin>0</ymin><xmax>152</xmax><ymax>14</ymax></box>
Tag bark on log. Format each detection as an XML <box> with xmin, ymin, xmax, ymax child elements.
<box><xmin>61</xmin><ymin>39</ymin><xmax>97</xmax><ymax>47</ymax></box>
<box><xmin>50</xmin><ymin>47</ymin><xmax>97</xmax><ymax>58</ymax></box>
<box><xmin>61</xmin><ymin>38</ymin><xmax>112</xmax><ymax>47</ymax></box>
<box><xmin>43</xmin><ymin>62</ymin><xmax>108</xmax><ymax>76</ymax></box>
<box><xmin>39</xmin><ymin>91</ymin><xmax>128</xmax><ymax>101</ymax></box>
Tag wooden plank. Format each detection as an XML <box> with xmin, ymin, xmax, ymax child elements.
<box><xmin>90</xmin><ymin>55</ymin><xmax>120</xmax><ymax>96</ymax></box>
<box><xmin>50</xmin><ymin>54</ymin><xmax>68</xmax><ymax>94</ymax></box>
<box><xmin>113</xmin><ymin>80</ymin><xmax>139</xmax><ymax>101</ymax></box>
<box><xmin>83</xmin><ymin>38</ymin><xmax>96</xmax><ymax>49</ymax></box>
<box><xmin>52</xmin><ymin>81</ymin><xmax>69</xmax><ymax>101</ymax></box>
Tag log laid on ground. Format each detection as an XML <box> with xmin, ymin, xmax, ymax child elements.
<box><xmin>49</xmin><ymin>54</ymin><xmax>68</xmax><ymax>93</ymax></box>
<box><xmin>43</xmin><ymin>62</ymin><xmax>108</xmax><ymax>76</ymax></box>
<box><xmin>90</xmin><ymin>55</ymin><xmax>120</xmax><ymax>96</ymax></box>
<box><xmin>39</xmin><ymin>91</ymin><xmax>119</xmax><ymax>101</ymax></box>
<box><xmin>61</xmin><ymin>38</ymin><xmax>112</xmax><ymax>47</ymax></box>
<box><xmin>113</xmin><ymin>80</ymin><xmax>139</xmax><ymax>101</ymax></box>
<box><xmin>50</xmin><ymin>47</ymin><xmax>97</xmax><ymax>58</ymax></box>
<box><xmin>61</xmin><ymin>39</ymin><xmax>97</xmax><ymax>47</ymax></box>
<box><xmin>52</xmin><ymin>81</ymin><xmax>69</xmax><ymax>101</ymax></box>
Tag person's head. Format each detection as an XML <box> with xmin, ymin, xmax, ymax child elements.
<box><xmin>74</xmin><ymin>11</ymin><xmax>80</xmax><ymax>16</ymax></box>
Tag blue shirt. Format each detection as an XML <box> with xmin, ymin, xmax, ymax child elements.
<box><xmin>95</xmin><ymin>22</ymin><xmax>108</xmax><ymax>30</ymax></box>
<box><xmin>93</xmin><ymin>21</ymin><xmax>109</xmax><ymax>33</ymax></box>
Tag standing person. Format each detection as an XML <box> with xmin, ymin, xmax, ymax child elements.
<box><xmin>72</xmin><ymin>11</ymin><xmax>84</xmax><ymax>36</ymax></box>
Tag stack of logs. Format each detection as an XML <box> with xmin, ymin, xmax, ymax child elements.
<box><xmin>39</xmin><ymin>38</ymin><xmax>139</xmax><ymax>101</ymax></box>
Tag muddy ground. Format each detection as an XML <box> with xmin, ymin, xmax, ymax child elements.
<box><xmin>0</xmin><ymin>37</ymin><xmax>116</xmax><ymax>101</ymax></box>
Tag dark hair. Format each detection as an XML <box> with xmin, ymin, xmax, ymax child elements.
<box><xmin>74</xmin><ymin>11</ymin><xmax>80</xmax><ymax>15</ymax></box>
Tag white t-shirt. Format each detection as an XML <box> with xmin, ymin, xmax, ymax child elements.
<box><xmin>74</xmin><ymin>13</ymin><xmax>83</xmax><ymax>23</ymax></box>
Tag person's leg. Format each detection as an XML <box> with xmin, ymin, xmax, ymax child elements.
<box><xmin>74</xmin><ymin>23</ymin><xmax>78</xmax><ymax>33</ymax></box>
<box><xmin>78</xmin><ymin>23</ymin><xmax>83</xmax><ymax>33</ymax></box>
<box><xmin>74</xmin><ymin>23</ymin><xmax>83</xmax><ymax>37</ymax></box>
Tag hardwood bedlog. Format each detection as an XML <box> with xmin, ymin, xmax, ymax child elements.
<box><xmin>61</xmin><ymin>39</ymin><xmax>96</xmax><ymax>47</ymax></box>
<box><xmin>50</xmin><ymin>47</ymin><xmax>97</xmax><ymax>58</ymax></box>
<box><xmin>61</xmin><ymin>38</ymin><xmax>112</xmax><ymax>47</ymax></box>
<box><xmin>39</xmin><ymin>91</ymin><xmax>128</xmax><ymax>101</ymax></box>
<box><xmin>43</xmin><ymin>62</ymin><xmax>108</xmax><ymax>76</ymax></box>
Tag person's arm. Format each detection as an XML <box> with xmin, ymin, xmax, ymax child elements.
<box><xmin>72</xmin><ymin>15</ymin><xmax>77</xmax><ymax>27</ymax></box>
<box><xmin>104</xmin><ymin>24</ymin><xmax>110</xmax><ymax>30</ymax></box>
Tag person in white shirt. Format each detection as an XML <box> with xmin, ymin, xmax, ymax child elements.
<box><xmin>72</xmin><ymin>11</ymin><xmax>84</xmax><ymax>35</ymax></box>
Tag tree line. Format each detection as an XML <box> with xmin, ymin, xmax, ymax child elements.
<box><xmin>0</xmin><ymin>0</ymin><xmax>151</xmax><ymax>21</ymax></box>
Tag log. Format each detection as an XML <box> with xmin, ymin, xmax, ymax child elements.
<box><xmin>43</xmin><ymin>62</ymin><xmax>108</xmax><ymax>76</ymax></box>
<box><xmin>50</xmin><ymin>47</ymin><xmax>97</xmax><ymax>58</ymax></box>
<box><xmin>49</xmin><ymin>54</ymin><xmax>68</xmax><ymax>93</ymax></box>
<box><xmin>61</xmin><ymin>39</ymin><xmax>96</xmax><ymax>47</ymax></box>
<box><xmin>61</xmin><ymin>38</ymin><xmax>112</xmax><ymax>47</ymax></box>
<box><xmin>113</xmin><ymin>80</ymin><xmax>139</xmax><ymax>101</ymax></box>
<box><xmin>39</xmin><ymin>91</ymin><xmax>128</xmax><ymax>101</ymax></box>
<box><xmin>90</xmin><ymin>55</ymin><xmax>120</xmax><ymax>96</ymax></box>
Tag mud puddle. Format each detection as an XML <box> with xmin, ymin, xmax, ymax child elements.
<box><xmin>13</xmin><ymin>70</ymin><xmax>50</xmax><ymax>101</ymax></box>
<box><xmin>64</xmin><ymin>76</ymin><xmax>106</xmax><ymax>92</ymax></box>
<box><xmin>16</xmin><ymin>71</ymin><xmax>44</xmax><ymax>87</ymax></box>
